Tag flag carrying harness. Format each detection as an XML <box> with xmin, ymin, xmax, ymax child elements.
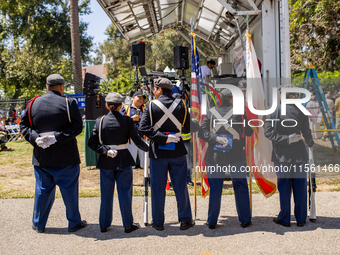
<box><xmin>149</xmin><ymin>98</ymin><xmax>187</xmax><ymax>134</ymax></box>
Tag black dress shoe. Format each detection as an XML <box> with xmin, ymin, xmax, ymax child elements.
<box><xmin>180</xmin><ymin>220</ymin><xmax>195</xmax><ymax>230</ymax></box>
<box><xmin>100</xmin><ymin>227</ymin><xmax>108</xmax><ymax>233</ymax></box>
<box><xmin>125</xmin><ymin>223</ymin><xmax>140</xmax><ymax>233</ymax></box>
<box><xmin>240</xmin><ymin>221</ymin><xmax>252</xmax><ymax>228</ymax></box>
<box><xmin>151</xmin><ymin>222</ymin><xmax>164</xmax><ymax>231</ymax></box>
<box><xmin>205</xmin><ymin>222</ymin><xmax>216</xmax><ymax>229</ymax></box>
<box><xmin>273</xmin><ymin>218</ymin><xmax>290</xmax><ymax>227</ymax></box>
<box><xmin>187</xmin><ymin>180</ymin><xmax>194</xmax><ymax>186</ymax></box>
<box><xmin>297</xmin><ymin>222</ymin><xmax>306</xmax><ymax>227</ymax></box>
<box><xmin>68</xmin><ymin>220</ymin><xmax>87</xmax><ymax>232</ymax></box>
<box><xmin>32</xmin><ymin>225</ymin><xmax>45</xmax><ymax>233</ymax></box>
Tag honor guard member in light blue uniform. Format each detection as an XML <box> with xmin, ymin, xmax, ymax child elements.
<box><xmin>198</xmin><ymin>88</ymin><xmax>253</xmax><ymax>229</ymax></box>
<box><xmin>88</xmin><ymin>92</ymin><xmax>148</xmax><ymax>233</ymax></box>
<box><xmin>265</xmin><ymin>85</ymin><xmax>314</xmax><ymax>227</ymax></box>
<box><xmin>139</xmin><ymin>78</ymin><xmax>197</xmax><ymax>231</ymax></box>
<box><xmin>20</xmin><ymin>74</ymin><xmax>87</xmax><ymax>233</ymax></box>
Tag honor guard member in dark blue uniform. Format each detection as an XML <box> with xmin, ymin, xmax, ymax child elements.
<box><xmin>120</xmin><ymin>90</ymin><xmax>146</xmax><ymax>168</ymax></box>
<box><xmin>198</xmin><ymin>88</ymin><xmax>253</xmax><ymax>229</ymax></box>
<box><xmin>139</xmin><ymin>78</ymin><xmax>196</xmax><ymax>231</ymax></box>
<box><xmin>20</xmin><ymin>74</ymin><xmax>87</xmax><ymax>233</ymax></box>
<box><xmin>88</xmin><ymin>92</ymin><xmax>148</xmax><ymax>233</ymax></box>
<box><xmin>265</xmin><ymin>85</ymin><xmax>314</xmax><ymax>227</ymax></box>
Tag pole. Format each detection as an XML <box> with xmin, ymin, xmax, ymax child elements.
<box><xmin>190</xmin><ymin>17</ymin><xmax>197</xmax><ymax>220</ymax></box>
<box><xmin>193</xmin><ymin>132</ymin><xmax>197</xmax><ymax>220</ymax></box>
<box><xmin>308</xmin><ymin>147</ymin><xmax>316</xmax><ymax>222</ymax></box>
<box><xmin>143</xmin><ymin>146</ymin><xmax>149</xmax><ymax>226</ymax></box>
<box><xmin>248</xmin><ymin>136</ymin><xmax>252</xmax><ymax>212</ymax></box>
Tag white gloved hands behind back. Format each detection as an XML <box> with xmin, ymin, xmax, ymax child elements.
<box><xmin>107</xmin><ymin>149</ymin><xmax>118</xmax><ymax>158</ymax></box>
<box><xmin>35</xmin><ymin>135</ymin><xmax>57</xmax><ymax>149</ymax></box>
<box><xmin>289</xmin><ymin>133</ymin><xmax>302</xmax><ymax>144</ymax></box>
<box><xmin>216</xmin><ymin>136</ymin><xmax>229</xmax><ymax>147</ymax></box>
<box><xmin>166</xmin><ymin>134</ymin><xmax>181</xmax><ymax>143</ymax></box>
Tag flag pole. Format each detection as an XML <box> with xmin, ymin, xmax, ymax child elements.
<box><xmin>248</xmin><ymin>136</ymin><xmax>253</xmax><ymax>211</ymax></box>
<box><xmin>190</xmin><ymin>17</ymin><xmax>197</xmax><ymax>220</ymax></box>
<box><xmin>245</xmin><ymin>14</ymin><xmax>252</xmax><ymax>211</ymax></box>
<box><xmin>193</xmin><ymin>132</ymin><xmax>197</xmax><ymax>220</ymax></box>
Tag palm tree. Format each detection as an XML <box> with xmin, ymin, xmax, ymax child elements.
<box><xmin>70</xmin><ymin>0</ymin><xmax>82</xmax><ymax>94</ymax></box>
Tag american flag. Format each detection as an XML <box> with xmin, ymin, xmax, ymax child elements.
<box><xmin>190</xmin><ymin>32</ymin><xmax>210</xmax><ymax>198</ymax></box>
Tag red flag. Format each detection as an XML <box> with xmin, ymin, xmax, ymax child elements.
<box><xmin>245</xmin><ymin>30</ymin><xmax>277</xmax><ymax>197</ymax></box>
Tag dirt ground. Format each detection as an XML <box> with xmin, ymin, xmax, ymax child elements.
<box><xmin>0</xmin><ymin>136</ymin><xmax>340</xmax><ymax>198</ymax></box>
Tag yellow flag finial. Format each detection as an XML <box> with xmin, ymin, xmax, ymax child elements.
<box><xmin>245</xmin><ymin>29</ymin><xmax>251</xmax><ymax>52</ymax></box>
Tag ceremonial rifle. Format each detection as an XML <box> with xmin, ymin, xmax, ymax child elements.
<box><xmin>308</xmin><ymin>147</ymin><xmax>316</xmax><ymax>222</ymax></box>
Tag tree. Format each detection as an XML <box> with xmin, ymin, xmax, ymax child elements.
<box><xmin>99</xmin><ymin>68</ymin><xmax>133</xmax><ymax>95</ymax></box>
<box><xmin>94</xmin><ymin>24</ymin><xmax>131</xmax><ymax>78</ymax></box>
<box><xmin>0</xmin><ymin>0</ymin><xmax>93</xmax><ymax>99</ymax></box>
<box><xmin>290</xmin><ymin>0</ymin><xmax>340</xmax><ymax>73</ymax></box>
<box><xmin>70</xmin><ymin>0</ymin><xmax>83</xmax><ymax>94</ymax></box>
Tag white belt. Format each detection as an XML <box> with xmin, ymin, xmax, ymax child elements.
<box><xmin>39</xmin><ymin>131</ymin><xmax>55</xmax><ymax>136</ymax></box>
<box><xmin>163</xmin><ymin>132</ymin><xmax>181</xmax><ymax>136</ymax></box>
<box><xmin>106</xmin><ymin>144</ymin><xmax>128</xmax><ymax>150</ymax></box>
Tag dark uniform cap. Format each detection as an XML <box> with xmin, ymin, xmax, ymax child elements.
<box><xmin>105</xmin><ymin>92</ymin><xmax>125</xmax><ymax>104</ymax></box>
<box><xmin>238</xmin><ymin>79</ymin><xmax>247</xmax><ymax>90</ymax></box>
<box><xmin>46</xmin><ymin>74</ymin><xmax>65</xmax><ymax>86</ymax></box>
<box><xmin>154</xmin><ymin>78</ymin><xmax>174</xmax><ymax>90</ymax></box>
<box><xmin>220</xmin><ymin>88</ymin><xmax>232</xmax><ymax>98</ymax></box>
<box><xmin>133</xmin><ymin>90</ymin><xmax>146</xmax><ymax>99</ymax></box>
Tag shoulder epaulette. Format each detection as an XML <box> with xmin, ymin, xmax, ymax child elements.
<box><xmin>96</xmin><ymin>114</ymin><xmax>106</xmax><ymax>120</ymax></box>
<box><xmin>64</xmin><ymin>96</ymin><xmax>77</xmax><ymax>102</ymax></box>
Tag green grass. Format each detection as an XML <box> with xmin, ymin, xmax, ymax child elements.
<box><xmin>1</xmin><ymin>131</ymin><xmax>340</xmax><ymax>198</ymax></box>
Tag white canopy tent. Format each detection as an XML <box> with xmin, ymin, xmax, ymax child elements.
<box><xmin>97</xmin><ymin>0</ymin><xmax>292</xmax><ymax>104</ymax></box>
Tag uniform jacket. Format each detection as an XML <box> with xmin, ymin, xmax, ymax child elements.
<box><xmin>20</xmin><ymin>90</ymin><xmax>82</xmax><ymax>167</ymax></box>
<box><xmin>198</xmin><ymin>102</ymin><xmax>253</xmax><ymax>164</ymax></box>
<box><xmin>264</xmin><ymin>104</ymin><xmax>314</xmax><ymax>163</ymax></box>
<box><xmin>88</xmin><ymin>111</ymin><xmax>148</xmax><ymax>170</ymax></box>
<box><xmin>139</xmin><ymin>94</ymin><xmax>191</xmax><ymax>159</ymax></box>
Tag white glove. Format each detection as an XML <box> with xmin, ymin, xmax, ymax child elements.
<box><xmin>166</xmin><ymin>134</ymin><xmax>181</xmax><ymax>143</ymax></box>
<box><xmin>36</xmin><ymin>135</ymin><xmax>57</xmax><ymax>149</ymax></box>
<box><xmin>107</xmin><ymin>149</ymin><xmax>118</xmax><ymax>158</ymax></box>
<box><xmin>289</xmin><ymin>133</ymin><xmax>302</xmax><ymax>144</ymax></box>
<box><xmin>35</xmin><ymin>137</ymin><xmax>47</xmax><ymax>148</ymax></box>
<box><xmin>44</xmin><ymin>135</ymin><xmax>57</xmax><ymax>147</ymax></box>
<box><xmin>216</xmin><ymin>136</ymin><xmax>229</xmax><ymax>147</ymax></box>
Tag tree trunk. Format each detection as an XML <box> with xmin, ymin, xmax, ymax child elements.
<box><xmin>70</xmin><ymin>0</ymin><xmax>82</xmax><ymax>94</ymax></box>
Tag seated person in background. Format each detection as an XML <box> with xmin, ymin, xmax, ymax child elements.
<box><xmin>0</xmin><ymin>117</ymin><xmax>10</xmax><ymax>151</ymax></box>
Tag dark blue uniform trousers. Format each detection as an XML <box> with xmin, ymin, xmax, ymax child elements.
<box><xmin>99</xmin><ymin>166</ymin><xmax>133</xmax><ymax>228</ymax></box>
<box><xmin>275</xmin><ymin>162</ymin><xmax>307</xmax><ymax>225</ymax></box>
<box><xmin>150</xmin><ymin>156</ymin><xmax>192</xmax><ymax>226</ymax></box>
<box><xmin>33</xmin><ymin>165</ymin><xmax>82</xmax><ymax>231</ymax></box>
<box><xmin>207</xmin><ymin>161</ymin><xmax>251</xmax><ymax>226</ymax></box>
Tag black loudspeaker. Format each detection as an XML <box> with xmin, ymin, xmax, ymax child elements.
<box><xmin>131</xmin><ymin>42</ymin><xmax>145</xmax><ymax>66</ymax></box>
<box><xmin>174</xmin><ymin>46</ymin><xmax>189</xmax><ymax>70</ymax></box>
<box><xmin>85</xmin><ymin>95</ymin><xmax>109</xmax><ymax>120</ymax></box>
<box><xmin>83</xmin><ymin>72</ymin><xmax>100</xmax><ymax>96</ymax></box>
